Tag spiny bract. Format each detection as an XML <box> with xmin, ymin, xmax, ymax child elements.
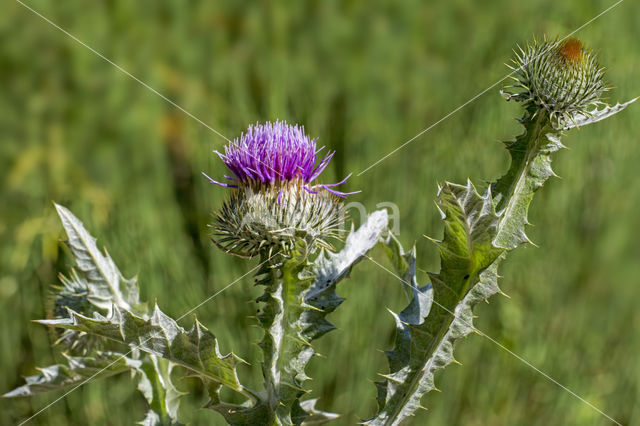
<box><xmin>504</xmin><ymin>37</ymin><xmax>607</xmax><ymax>126</ymax></box>
<box><xmin>213</xmin><ymin>180</ymin><xmax>344</xmax><ymax>258</ymax></box>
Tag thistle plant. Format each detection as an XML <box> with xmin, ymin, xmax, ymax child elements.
<box><xmin>364</xmin><ymin>37</ymin><xmax>636</xmax><ymax>425</ymax></box>
<box><xmin>5</xmin><ymin>37</ymin><xmax>636</xmax><ymax>425</ymax></box>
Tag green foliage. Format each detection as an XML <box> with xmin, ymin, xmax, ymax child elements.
<box><xmin>3</xmin><ymin>352</ymin><xmax>138</xmax><ymax>398</ymax></box>
<box><xmin>6</xmin><ymin>207</ymin><xmax>238</xmax><ymax>424</ymax></box>
<box><xmin>304</xmin><ymin>209</ymin><xmax>390</xmax><ymax>342</ymax></box>
<box><xmin>53</xmin><ymin>204</ymin><xmax>147</xmax><ymax>316</ymax></box>
<box><xmin>366</xmin><ymin>184</ymin><xmax>505</xmax><ymax>425</ymax></box>
<box><xmin>254</xmin><ymin>247</ymin><xmax>317</xmax><ymax>424</ymax></box>
<box><xmin>37</xmin><ymin>305</ymin><xmax>246</xmax><ymax>397</ymax></box>
<box><xmin>3</xmin><ymin>2</ymin><xmax>640</xmax><ymax>425</ymax></box>
<box><xmin>137</xmin><ymin>356</ymin><xmax>186</xmax><ymax>426</ymax></box>
<box><xmin>366</xmin><ymin>89</ymin><xmax>635</xmax><ymax>423</ymax></box>
<box><xmin>561</xmin><ymin>98</ymin><xmax>639</xmax><ymax>130</ymax></box>
<box><xmin>211</xmin><ymin>210</ymin><xmax>388</xmax><ymax>425</ymax></box>
<box><xmin>7</xmin><ymin>207</ymin><xmax>388</xmax><ymax>425</ymax></box>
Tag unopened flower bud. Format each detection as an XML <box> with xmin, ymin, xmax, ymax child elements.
<box><xmin>504</xmin><ymin>37</ymin><xmax>607</xmax><ymax>126</ymax></box>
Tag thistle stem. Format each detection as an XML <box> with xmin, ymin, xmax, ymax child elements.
<box><xmin>370</xmin><ymin>107</ymin><xmax>561</xmax><ymax>426</ymax></box>
<box><xmin>256</xmin><ymin>252</ymin><xmax>313</xmax><ymax>425</ymax></box>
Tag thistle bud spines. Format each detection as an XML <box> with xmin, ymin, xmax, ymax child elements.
<box><xmin>213</xmin><ymin>180</ymin><xmax>344</xmax><ymax>258</ymax></box>
<box><xmin>504</xmin><ymin>37</ymin><xmax>607</xmax><ymax>126</ymax></box>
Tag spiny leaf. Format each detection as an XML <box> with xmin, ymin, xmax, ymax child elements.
<box><xmin>296</xmin><ymin>210</ymin><xmax>388</xmax><ymax>419</ymax></box>
<box><xmin>137</xmin><ymin>356</ymin><xmax>186</xmax><ymax>425</ymax></box>
<box><xmin>562</xmin><ymin>97</ymin><xmax>637</xmax><ymax>130</ymax></box>
<box><xmin>138</xmin><ymin>410</ymin><xmax>163</xmax><ymax>426</ymax></box>
<box><xmin>3</xmin><ymin>352</ymin><xmax>138</xmax><ymax>397</ymax></box>
<box><xmin>54</xmin><ymin>204</ymin><xmax>147</xmax><ymax>316</ymax></box>
<box><xmin>236</xmin><ymin>210</ymin><xmax>388</xmax><ymax>425</ymax></box>
<box><xmin>434</xmin><ymin>180</ymin><xmax>503</xmax><ymax>275</ymax></box>
<box><xmin>255</xmin><ymin>243</ymin><xmax>316</xmax><ymax>425</ymax></box>
<box><xmin>378</xmin><ymin>233</ymin><xmax>432</xmax><ymax>376</ymax></box>
<box><xmin>205</xmin><ymin>382</ymin><xmax>271</xmax><ymax>425</ymax></box>
<box><xmin>304</xmin><ymin>209</ymin><xmax>390</xmax><ymax>341</ymax></box>
<box><xmin>37</xmin><ymin>304</ymin><xmax>246</xmax><ymax>395</ymax></box>
<box><xmin>366</xmin><ymin>183</ymin><xmax>503</xmax><ymax>425</ymax></box>
<box><xmin>491</xmin><ymin>109</ymin><xmax>563</xmax><ymax>248</ymax></box>
<box><xmin>292</xmin><ymin>399</ymin><xmax>340</xmax><ymax>425</ymax></box>
<box><xmin>367</xmin><ymin>84</ymin><xmax>635</xmax><ymax>424</ymax></box>
<box><xmin>368</xmin><ymin>110</ymin><xmax>556</xmax><ymax>424</ymax></box>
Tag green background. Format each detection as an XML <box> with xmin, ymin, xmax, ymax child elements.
<box><xmin>1</xmin><ymin>0</ymin><xmax>639</xmax><ymax>425</ymax></box>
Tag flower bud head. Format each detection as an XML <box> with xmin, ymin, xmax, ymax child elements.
<box><xmin>214</xmin><ymin>181</ymin><xmax>343</xmax><ymax>258</ymax></box>
<box><xmin>505</xmin><ymin>38</ymin><xmax>607</xmax><ymax>125</ymax></box>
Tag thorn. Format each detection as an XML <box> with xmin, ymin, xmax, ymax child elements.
<box><xmin>423</xmin><ymin>234</ymin><xmax>441</xmax><ymax>245</ymax></box>
<box><xmin>452</xmin><ymin>359</ymin><xmax>463</xmax><ymax>366</ymax></box>
<box><xmin>433</xmin><ymin>387</ymin><xmax>441</xmax><ymax>393</ymax></box>
<box><xmin>499</xmin><ymin>290</ymin><xmax>511</xmax><ymax>299</ymax></box>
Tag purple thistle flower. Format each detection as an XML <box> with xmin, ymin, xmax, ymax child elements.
<box><xmin>205</xmin><ymin>121</ymin><xmax>359</xmax><ymax>198</ymax></box>
<box><xmin>208</xmin><ymin>121</ymin><xmax>357</xmax><ymax>258</ymax></box>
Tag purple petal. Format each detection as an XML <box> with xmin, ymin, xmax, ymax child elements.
<box><xmin>202</xmin><ymin>172</ymin><xmax>238</xmax><ymax>188</ymax></box>
<box><xmin>321</xmin><ymin>186</ymin><xmax>362</xmax><ymax>198</ymax></box>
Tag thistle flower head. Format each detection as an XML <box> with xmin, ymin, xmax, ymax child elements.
<box><xmin>206</xmin><ymin>121</ymin><xmax>356</xmax><ymax>197</ymax></box>
<box><xmin>504</xmin><ymin>37</ymin><xmax>607</xmax><ymax>125</ymax></box>
<box><xmin>48</xmin><ymin>272</ymin><xmax>102</xmax><ymax>355</ymax></box>
<box><xmin>205</xmin><ymin>121</ymin><xmax>358</xmax><ymax>258</ymax></box>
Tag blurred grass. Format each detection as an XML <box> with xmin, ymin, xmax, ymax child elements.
<box><xmin>1</xmin><ymin>0</ymin><xmax>639</xmax><ymax>425</ymax></box>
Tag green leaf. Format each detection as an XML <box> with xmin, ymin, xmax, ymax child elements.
<box><xmin>238</xmin><ymin>210</ymin><xmax>388</xmax><ymax>425</ymax></box>
<box><xmin>254</xmin><ymin>244</ymin><xmax>317</xmax><ymax>425</ymax></box>
<box><xmin>54</xmin><ymin>204</ymin><xmax>147</xmax><ymax>316</ymax></box>
<box><xmin>3</xmin><ymin>352</ymin><xmax>138</xmax><ymax>397</ymax></box>
<box><xmin>205</xmin><ymin>382</ymin><xmax>271</xmax><ymax>425</ymax></box>
<box><xmin>562</xmin><ymin>98</ymin><xmax>637</xmax><ymax>130</ymax></box>
<box><xmin>292</xmin><ymin>399</ymin><xmax>339</xmax><ymax>425</ymax></box>
<box><xmin>367</xmin><ymin>90</ymin><xmax>636</xmax><ymax>424</ymax></box>
<box><xmin>37</xmin><ymin>304</ymin><xmax>248</xmax><ymax>398</ymax></box>
<box><xmin>491</xmin><ymin>109</ymin><xmax>560</xmax><ymax>248</ymax></box>
<box><xmin>377</xmin><ymin>233</ymin><xmax>432</xmax><ymax>377</ymax></box>
<box><xmin>304</xmin><ymin>209</ymin><xmax>390</xmax><ymax>341</ymax></box>
<box><xmin>137</xmin><ymin>357</ymin><xmax>186</xmax><ymax>425</ymax></box>
<box><xmin>366</xmin><ymin>182</ymin><xmax>503</xmax><ymax>425</ymax></box>
<box><xmin>138</xmin><ymin>410</ymin><xmax>163</xmax><ymax>426</ymax></box>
